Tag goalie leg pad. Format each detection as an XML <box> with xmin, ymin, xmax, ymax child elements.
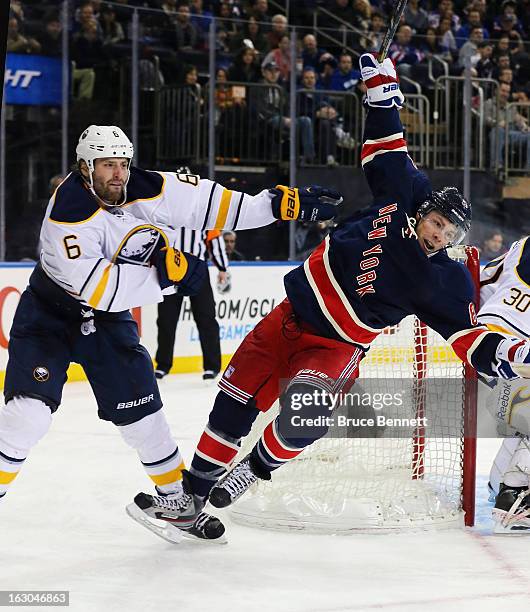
<box><xmin>484</xmin><ymin>377</ymin><xmax>530</xmax><ymax>438</ymax></box>
<box><xmin>503</xmin><ymin>436</ymin><xmax>530</xmax><ymax>489</ymax></box>
<box><xmin>489</xmin><ymin>437</ymin><xmax>522</xmax><ymax>496</ymax></box>
<box><xmin>493</xmin><ymin>484</ymin><xmax>530</xmax><ymax>534</ymax></box>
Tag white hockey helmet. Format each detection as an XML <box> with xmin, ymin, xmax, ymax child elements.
<box><xmin>76</xmin><ymin>125</ymin><xmax>134</xmax><ymax>206</ymax></box>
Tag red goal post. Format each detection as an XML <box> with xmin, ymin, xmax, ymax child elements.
<box><xmin>229</xmin><ymin>246</ymin><xmax>480</xmax><ymax>533</ymax></box>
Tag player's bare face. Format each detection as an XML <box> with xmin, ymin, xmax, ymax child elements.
<box><xmin>416</xmin><ymin>211</ymin><xmax>457</xmax><ymax>255</ymax></box>
<box><xmin>92</xmin><ymin>158</ymin><xmax>129</xmax><ymax>203</ymax></box>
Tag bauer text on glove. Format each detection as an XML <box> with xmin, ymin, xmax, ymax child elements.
<box><xmin>359</xmin><ymin>53</ymin><xmax>404</xmax><ymax>110</ymax></box>
<box><xmin>153</xmin><ymin>247</ymin><xmax>207</xmax><ymax>296</ymax></box>
<box><xmin>270</xmin><ymin>185</ymin><xmax>342</xmax><ymax>222</ymax></box>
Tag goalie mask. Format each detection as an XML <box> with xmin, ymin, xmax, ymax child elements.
<box><xmin>417</xmin><ymin>187</ymin><xmax>471</xmax><ymax>248</ymax></box>
<box><xmin>76</xmin><ymin>125</ymin><xmax>134</xmax><ymax>206</ymax></box>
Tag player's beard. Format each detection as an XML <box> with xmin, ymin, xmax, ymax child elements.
<box><xmin>93</xmin><ymin>176</ymin><xmax>124</xmax><ymax>204</ymax></box>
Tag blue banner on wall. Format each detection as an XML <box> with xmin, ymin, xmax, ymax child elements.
<box><xmin>4</xmin><ymin>54</ymin><xmax>62</xmax><ymax>106</ymax></box>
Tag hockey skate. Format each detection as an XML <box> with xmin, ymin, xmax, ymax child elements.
<box><xmin>492</xmin><ymin>484</ymin><xmax>530</xmax><ymax>534</ymax></box>
<box><xmin>126</xmin><ymin>471</ymin><xmax>226</xmax><ymax>544</ymax></box>
<box><xmin>209</xmin><ymin>454</ymin><xmax>271</xmax><ymax>508</ymax></box>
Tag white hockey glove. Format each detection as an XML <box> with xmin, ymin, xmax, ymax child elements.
<box><xmin>494</xmin><ymin>337</ymin><xmax>530</xmax><ymax>380</ymax></box>
<box><xmin>359</xmin><ymin>53</ymin><xmax>404</xmax><ymax>110</ymax></box>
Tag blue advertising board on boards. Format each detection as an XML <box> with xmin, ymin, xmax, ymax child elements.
<box><xmin>4</xmin><ymin>53</ymin><xmax>62</xmax><ymax>106</ymax></box>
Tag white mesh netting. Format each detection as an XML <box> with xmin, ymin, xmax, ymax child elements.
<box><xmin>228</xmin><ymin>247</ymin><xmax>478</xmax><ymax>533</ymax></box>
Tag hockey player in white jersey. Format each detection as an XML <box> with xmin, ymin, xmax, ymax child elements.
<box><xmin>0</xmin><ymin>125</ymin><xmax>341</xmax><ymax>544</ymax></box>
<box><xmin>479</xmin><ymin>238</ymin><xmax>530</xmax><ymax>533</ymax></box>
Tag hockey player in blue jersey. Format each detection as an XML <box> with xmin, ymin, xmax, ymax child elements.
<box><xmin>130</xmin><ymin>54</ymin><xmax>530</xmax><ymax>535</ymax></box>
<box><xmin>0</xmin><ymin>125</ymin><xmax>341</xmax><ymax>544</ymax></box>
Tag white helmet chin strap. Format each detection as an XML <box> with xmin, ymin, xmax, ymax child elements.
<box><xmin>82</xmin><ymin>158</ymin><xmax>131</xmax><ymax>207</ymax></box>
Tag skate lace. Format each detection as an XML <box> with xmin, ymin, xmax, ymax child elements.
<box><xmin>221</xmin><ymin>461</ymin><xmax>257</xmax><ymax>498</ymax></box>
<box><xmin>152</xmin><ymin>492</ymin><xmax>192</xmax><ymax>512</ymax></box>
<box><xmin>192</xmin><ymin>512</ymin><xmax>211</xmax><ymax>532</ymax></box>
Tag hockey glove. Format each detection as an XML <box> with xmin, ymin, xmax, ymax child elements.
<box><xmin>494</xmin><ymin>337</ymin><xmax>530</xmax><ymax>380</ymax></box>
<box><xmin>270</xmin><ymin>185</ymin><xmax>342</xmax><ymax>222</ymax></box>
<box><xmin>153</xmin><ymin>247</ymin><xmax>207</xmax><ymax>296</ymax></box>
<box><xmin>359</xmin><ymin>53</ymin><xmax>404</xmax><ymax>110</ymax></box>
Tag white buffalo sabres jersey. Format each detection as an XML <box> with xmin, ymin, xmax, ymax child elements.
<box><xmin>40</xmin><ymin>168</ymin><xmax>275</xmax><ymax>312</ymax></box>
<box><xmin>479</xmin><ymin>237</ymin><xmax>530</xmax><ymax>340</ymax></box>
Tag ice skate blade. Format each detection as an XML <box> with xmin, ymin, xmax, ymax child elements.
<box><xmin>126</xmin><ymin>502</ymin><xmax>184</xmax><ymax>544</ymax></box>
<box><xmin>126</xmin><ymin>503</ymin><xmax>227</xmax><ymax>545</ymax></box>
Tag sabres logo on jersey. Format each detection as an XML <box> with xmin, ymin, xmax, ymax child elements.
<box><xmin>33</xmin><ymin>366</ymin><xmax>50</xmax><ymax>382</ymax></box>
<box><xmin>115</xmin><ymin>227</ymin><xmax>162</xmax><ymax>266</ymax></box>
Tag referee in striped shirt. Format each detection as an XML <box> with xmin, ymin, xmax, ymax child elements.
<box><xmin>154</xmin><ymin>227</ymin><xmax>229</xmax><ymax>381</ymax></box>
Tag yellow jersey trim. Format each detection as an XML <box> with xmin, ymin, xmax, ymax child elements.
<box><xmin>214</xmin><ymin>189</ymin><xmax>232</xmax><ymax>229</ymax></box>
<box><xmin>48</xmin><ymin>206</ymin><xmax>102</xmax><ymax>226</ymax></box>
<box><xmin>88</xmin><ymin>264</ymin><xmax>112</xmax><ymax>308</ymax></box>
<box><xmin>485</xmin><ymin>323</ymin><xmax>514</xmax><ymax>335</ymax></box>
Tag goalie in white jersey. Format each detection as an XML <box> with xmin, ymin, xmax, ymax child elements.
<box><xmin>0</xmin><ymin>125</ymin><xmax>341</xmax><ymax>544</ymax></box>
<box><xmin>479</xmin><ymin>237</ymin><xmax>530</xmax><ymax>533</ymax></box>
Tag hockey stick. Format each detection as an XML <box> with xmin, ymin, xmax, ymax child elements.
<box><xmin>378</xmin><ymin>0</ymin><xmax>409</xmax><ymax>62</ymax></box>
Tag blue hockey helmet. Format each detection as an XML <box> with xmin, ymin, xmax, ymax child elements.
<box><xmin>417</xmin><ymin>187</ymin><xmax>471</xmax><ymax>246</ymax></box>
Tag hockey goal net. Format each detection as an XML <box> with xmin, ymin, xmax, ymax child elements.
<box><xmin>229</xmin><ymin>246</ymin><xmax>480</xmax><ymax>533</ymax></box>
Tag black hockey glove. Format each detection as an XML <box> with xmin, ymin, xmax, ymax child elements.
<box><xmin>152</xmin><ymin>246</ymin><xmax>207</xmax><ymax>296</ymax></box>
<box><xmin>270</xmin><ymin>185</ymin><xmax>343</xmax><ymax>222</ymax></box>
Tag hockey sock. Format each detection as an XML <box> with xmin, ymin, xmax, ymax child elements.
<box><xmin>118</xmin><ymin>410</ymin><xmax>185</xmax><ymax>495</ymax></box>
<box><xmin>189</xmin><ymin>390</ymin><xmax>260</xmax><ymax>497</ymax></box>
<box><xmin>252</xmin><ymin>381</ymin><xmax>331</xmax><ymax>472</ymax></box>
<box><xmin>0</xmin><ymin>397</ymin><xmax>53</xmax><ymax>502</ymax></box>
<box><xmin>0</xmin><ymin>449</ymin><xmax>25</xmax><ymax>501</ymax></box>
<box><xmin>141</xmin><ymin>446</ymin><xmax>186</xmax><ymax>495</ymax></box>
<box><xmin>251</xmin><ymin>416</ymin><xmax>306</xmax><ymax>472</ymax></box>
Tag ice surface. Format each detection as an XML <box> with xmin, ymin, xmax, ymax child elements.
<box><xmin>2</xmin><ymin>375</ymin><xmax>530</xmax><ymax>612</ymax></box>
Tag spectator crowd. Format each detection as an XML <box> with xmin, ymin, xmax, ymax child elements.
<box><xmin>4</xmin><ymin>0</ymin><xmax>530</xmax><ymax>260</ymax></box>
<box><xmin>7</xmin><ymin>1</ymin><xmax>530</xmax><ymax>101</ymax></box>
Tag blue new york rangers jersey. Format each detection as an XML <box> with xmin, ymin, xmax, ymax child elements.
<box><xmin>284</xmin><ymin>106</ymin><xmax>505</xmax><ymax>376</ymax></box>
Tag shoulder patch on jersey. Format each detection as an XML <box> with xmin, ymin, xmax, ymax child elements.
<box><xmin>126</xmin><ymin>167</ymin><xmax>164</xmax><ymax>203</ymax></box>
<box><xmin>515</xmin><ymin>237</ymin><xmax>530</xmax><ymax>287</ymax></box>
<box><xmin>48</xmin><ymin>172</ymin><xmax>100</xmax><ymax>224</ymax></box>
